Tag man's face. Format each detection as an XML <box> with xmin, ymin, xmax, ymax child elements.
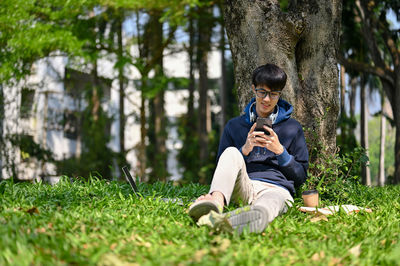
<box><xmin>252</xmin><ymin>84</ymin><xmax>281</xmax><ymax>118</ymax></box>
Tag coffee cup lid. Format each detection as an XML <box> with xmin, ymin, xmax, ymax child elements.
<box><xmin>302</xmin><ymin>189</ymin><xmax>318</xmax><ymax>195</ymax></box>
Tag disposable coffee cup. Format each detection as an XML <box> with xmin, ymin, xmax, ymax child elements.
<box><xmin>302</xmin><ymin>189</ymin><xmax>319</xmax><ymax>207</ymax></box>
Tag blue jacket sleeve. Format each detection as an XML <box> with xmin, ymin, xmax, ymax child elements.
<box><xmin>278</xmin><ymin>126</ymin><xmax>309</xmax><ymax>187</ymax></box>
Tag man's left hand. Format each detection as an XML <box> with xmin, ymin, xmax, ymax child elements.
<box><xmin>258</xmin><ymin>126</ymin><xmax>284</xmax><ymax>155</ymax></box>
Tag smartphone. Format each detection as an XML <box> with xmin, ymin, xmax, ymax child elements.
<box><xmin>255</xmin><ymin>117</ymin><xmax>272</xmax><ymax>136</ymax></box>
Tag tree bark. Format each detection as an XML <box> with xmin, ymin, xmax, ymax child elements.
<box><xmin>349</xmin><ymin>77</ymin><xmax>357</xmax><ymax>120</ymax></box>
<box><xmin>340</xmin><ymin>64</ymin><xmax>346</xmax><ymax>142</ymax></box>
<box><xmin>187</xmin><ymin>14</ymin><xmax>196</xmax><ymax>132</ymax></box>
<box><xmin>360</xmin><ymin>76</ymin><xmax>371</xmax><ymax>186</ymax></box>
<box><xmin>146</xmin><ymin>10</ymin><xmax>168</xmax><ymax>182</ymax></box>
<box><xmin>219</xmin><ymin>4</ymin><xmax>227</xmax><ymax>136</ymax></box>
<box><xmin>198</xmin><ymin>48</ymin><xmax>209</xmax><ymax>166</ymax></box>
<box><xmin>136</xmin><ymin>11</ymin><xmax>147</xmax><ymax>181</ymax></box>
<box><xmin>139</xmin><ymin>94</ymin><xmax>146</xmax><ymax>180</ymax></box>
<box><xmin>91</xmin><ymin>60</ymin><xmax>100</xmax><ymax>122</ymax></box>
<box><xmin>224</xmin><ymin>0</ymin><xmax>341</xmax><ymax>158</ymax></box>
<box><xmin>340</xmin><ymin>65</ymin><xmax>346</xmax><ymax>117</ymax></box>
<box><xmin>0</xmin><ymin>84</ymin><xmax>3</xmax><ymax>180</ymax></box>
<box><xmin>378</xmin><ymin>95</ymin><xmax>387</xmax><ymax>187</ymax></box>
<box><xmin>197</xmin><ymin>6</ymin><xmax>213</xmax><ymax>167</ymax></box>
<box><xmin>117</xmin><ymin>13</ymin><xmax>125</xmax><ymax>159</ymax></box>
<box><xmin>395</xmin><ymin>81</ymin><xmax>400</xmax><ymax>184</ymax></box>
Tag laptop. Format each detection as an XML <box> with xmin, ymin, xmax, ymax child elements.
<box><xmin>122</xmin><ymin>165</ymin><xmax>139</xmax><ymax>197</ymax></box>
<box><xmin>121</xmin><ymin>166</ymin><xmax>183</xmax><ymax>205</ymax></box>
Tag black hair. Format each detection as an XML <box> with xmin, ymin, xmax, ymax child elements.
<box><xmin>252</xmin><ymin>63</ymin><xmax>287</xmax><ymax>91</ymax></box>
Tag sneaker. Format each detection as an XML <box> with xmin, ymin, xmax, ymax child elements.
<box><xmin>225</xmin><ymin>205</ymin><xmax>269</xmax><ymax>234</ymax></box>
<box><xmin>196</xmin><ymin>205</ymin><xmax>269</xmax><ymax>235</ymax></box>
<box><xmin>188</xmin><ymin>199</ymin><xmax>223</xmax><ymax>222</ymax></box>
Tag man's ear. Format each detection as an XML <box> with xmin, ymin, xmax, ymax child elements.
<box><xmin>252</xmin><ymin>84</ymin><xmax>255</xmax><ymax>92</ymax></box>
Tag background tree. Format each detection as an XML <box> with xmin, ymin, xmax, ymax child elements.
<box><xmin>336</xmin><ymin>66</ymin><xmax>358</xmax><ymax>156</ymax></box>
<box><xmin>360</xmin><ymin>74</ymin><xmax>371</xmax><ymax>185</ymax></box>
<box><xmin>339</xmin><ymin>0</ymin><xmax>400</xmax><ymax>184</ymax></box>
<box><xmin>144</xmin><ymin>10</ymin><xmax>172</xmax><ymax>182</ymax></box>
<box><xmin>197</xmin><ymin>5</ymin><xmax>215</xmax><ymax>182</ymax></box>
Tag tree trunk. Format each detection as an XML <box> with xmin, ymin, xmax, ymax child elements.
<box><xmin>349</xmin><ymin>77</ymin><xmax>357</xmax><ymax>121</ymax></box>
<box><xmin>355</xmin><ymin>0</ymin><xmax>400</xmax><ymax>184</ymax></box>
<box><xmin>0</xmin><ymin>84</ymin><xmax>3</xmax><ymax>180</ymax></box>
<box><xmin>117</xmin><ymin>14</ymin><xmax>125</xmax><ymax>159</ymax></box>
<box><xmin>92</xmin><ymin>60</ymin><xmax>100</xmax><ymax>122</ymax></box>
<box><xmin>139</xmin><ymin>94</ymin><xmax>146</xmax><ymax>180</ymax></box>
<box><xmin>360</xmin><ymin>76</ymin><xmax>371</xmax><ymax>186</ymax></box>
<box><xmin>136</xmin><ymin>10</ymin><xmax>147</xmax><ymax>181</ymax></box>
<box><xmin>187</xmin><ymin>14</ymin><xmax>196</xmax><ymax>132</ymax></box>
<box><xmin>197</xmin><ymin>6</ymin><xmax>213</xmax><ymax>168</ymax></box>
<box><xmin>340</xmin><ymin>65</ymin><xmax>346</xmax><ymax>117</ymax></box>
<box><xmin>76</xmin><ymin>97</ymin><xmax>82</xmax><ymax>158</ymax></box>
<box><xmin>340</xmin><ymin>64</ymin><xmax>346</xmax><ymax>142</ymax></box>
<box><xmin>394</xmin><ymin>84</ymin><xmax>400</xmax><ymax>184</ymax></box>
<box><xmin>223</xmin><ymin>0</ymin><xmax>341</xmax><ymax>159</ymax></box>
<box><xmin>198</xmin><ymin>50</ymin><xmax>209</xmax><ymax>166</ymax></box>
<box><xmin>136</xmin><ymin>9</ymin><xmax>176</xmax><ymax>182</ymax></box>
<box><xmin>146</xmin><ymin>11</ymin><xmax>168</xmax><ymax>182</ymax></box>
<box><xmin>153</xmin><ymin>74</ymin><xmax>168</xmax><ymax>182</ymax></box>
<box><xmin>219</xmin><ymin>5</ymin><xmax>227</xmax><ymax>136</ymax></box>
<box><xmin>378</xmin><ymin>95</ymin><xmax>387</xmax><ymax>186</ymax></box>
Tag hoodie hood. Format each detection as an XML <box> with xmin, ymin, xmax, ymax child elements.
<box><xmin>244</xmin><ymin>98</ymin><xmax>293</xmax><ymax>125</ymax></box>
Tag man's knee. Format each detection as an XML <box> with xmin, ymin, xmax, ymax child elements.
<box><xmin>220</xmin><ymin>147</ymin><xmax>243</xmax><ymax>162</ymax></box>
<box><xmin>254</xmin><ymin>190</ymin><xmax>290</xmax><ymax>214</ymax></box>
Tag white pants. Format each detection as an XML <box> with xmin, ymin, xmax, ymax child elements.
<box><xmin>209</xmin><ymin>147</ymin><xmax>293</xmax><ymax>223</ymax></box>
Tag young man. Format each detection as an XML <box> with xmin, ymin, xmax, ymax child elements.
<box><xmin>188</xmin><ymin>63</ymin><xmax>309</xmax><ymax>234</ymax></box>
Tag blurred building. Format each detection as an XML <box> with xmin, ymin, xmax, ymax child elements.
<box><xmin>1</xmin><ymin>47</ymin><xmax>222</xmax><ymax>183</ymax></box>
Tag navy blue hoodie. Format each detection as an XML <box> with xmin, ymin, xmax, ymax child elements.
<box><xmin>217</xmin><ymin>98</ymin><xmax>309</xmax><ymax>195</ymax></box>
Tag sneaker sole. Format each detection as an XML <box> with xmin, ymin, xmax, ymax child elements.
<box><xmin>188</xmin><ymin>200</ymin><xmax>222</xmax><ymax>221</ymax></box>
<box><xmin>226</xmin><ymin>205</ymin><xmax>269</xmax><ymax>234</ymax></box>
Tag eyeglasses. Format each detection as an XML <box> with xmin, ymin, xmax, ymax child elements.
<box><xmin>255</xmin><ymin>89</ymin><xmax>281</xmax><ymax>100</ymax></box>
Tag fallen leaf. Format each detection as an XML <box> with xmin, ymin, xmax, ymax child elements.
<box><xmin>311</xmin><ymin>253</ymin><xmax>319</xmax><ymax>261</ymax></box>
<box><xmin>194</xmin><ymin>249</ymin><xmax>208</xmax><ymax>262</ymax></box>
<box><xmin>349</xmin><ymin>244</ymin><xmax>361</xmax><ymax>257</ymax></box>
<box><xmin>99</xmin><ymin>253</ymin><xmax>138</xmax><ymax>266</ymax></box>
<box><xmin>210</xmin><ymin>247</ymin><xmax>219</xmax><ymax>256</ymax></box>
<box><xmin>126</xmin><ymin>234</ymin><xmax>137</xmax><ymax>242</ymax></box>
<box><xmin>311</xmin><ymin>251</ymin><xmax>325</xmax><ymax>261</ymax></box>
<box><xmin>26</xmin><ymin>207</ymin><xmax>39</xmax><ymax>215</ymax></box>
<box><xmin>162</xmin><ymin>239</ymin><xmax>173</xmax><ymax>245</ymax></box>
<box><xmin>35</xmin><ymin>227</ymin><xmax>46</xmax><ymax>233</ymax></box>
<box><xmin>219</xmin><ymin>238</ymin><xmax>231</xmax><ymax>252</ymax></box>
<box><xmin>328</xmin><ymin>257</ymin><xmax>342</xmax><ymax>266</ymax></box>
<box><xmin>138</xmin><ymin>242</ymin><xmax>151</xmax><ymax>248</ymax></box>
<box><xmin>310</xmin><ymin>215</ymin><xmax>328</xmax><ymax>222</ymax></box>
<box><xmin>210</xmin><ymin>238</ymin><xmax>231</xmax><ymax>255</ymax></box>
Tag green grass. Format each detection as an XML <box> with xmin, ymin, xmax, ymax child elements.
<box><xmin>0</xmin><ymin>178</ymin><xmax>400</xmax><ymax>265</ymax></box>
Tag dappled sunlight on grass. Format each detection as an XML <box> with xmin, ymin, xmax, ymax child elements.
<box><xmin>0</xmin><ymin>178</ymin><xmax>399</xmax><ymax>265</ymax></box>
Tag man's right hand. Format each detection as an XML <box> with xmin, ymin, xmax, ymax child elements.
<box><xmin>241</xmin><ymin>123</ymin><xmax>266</xmax><ymax>156</ymax></box>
